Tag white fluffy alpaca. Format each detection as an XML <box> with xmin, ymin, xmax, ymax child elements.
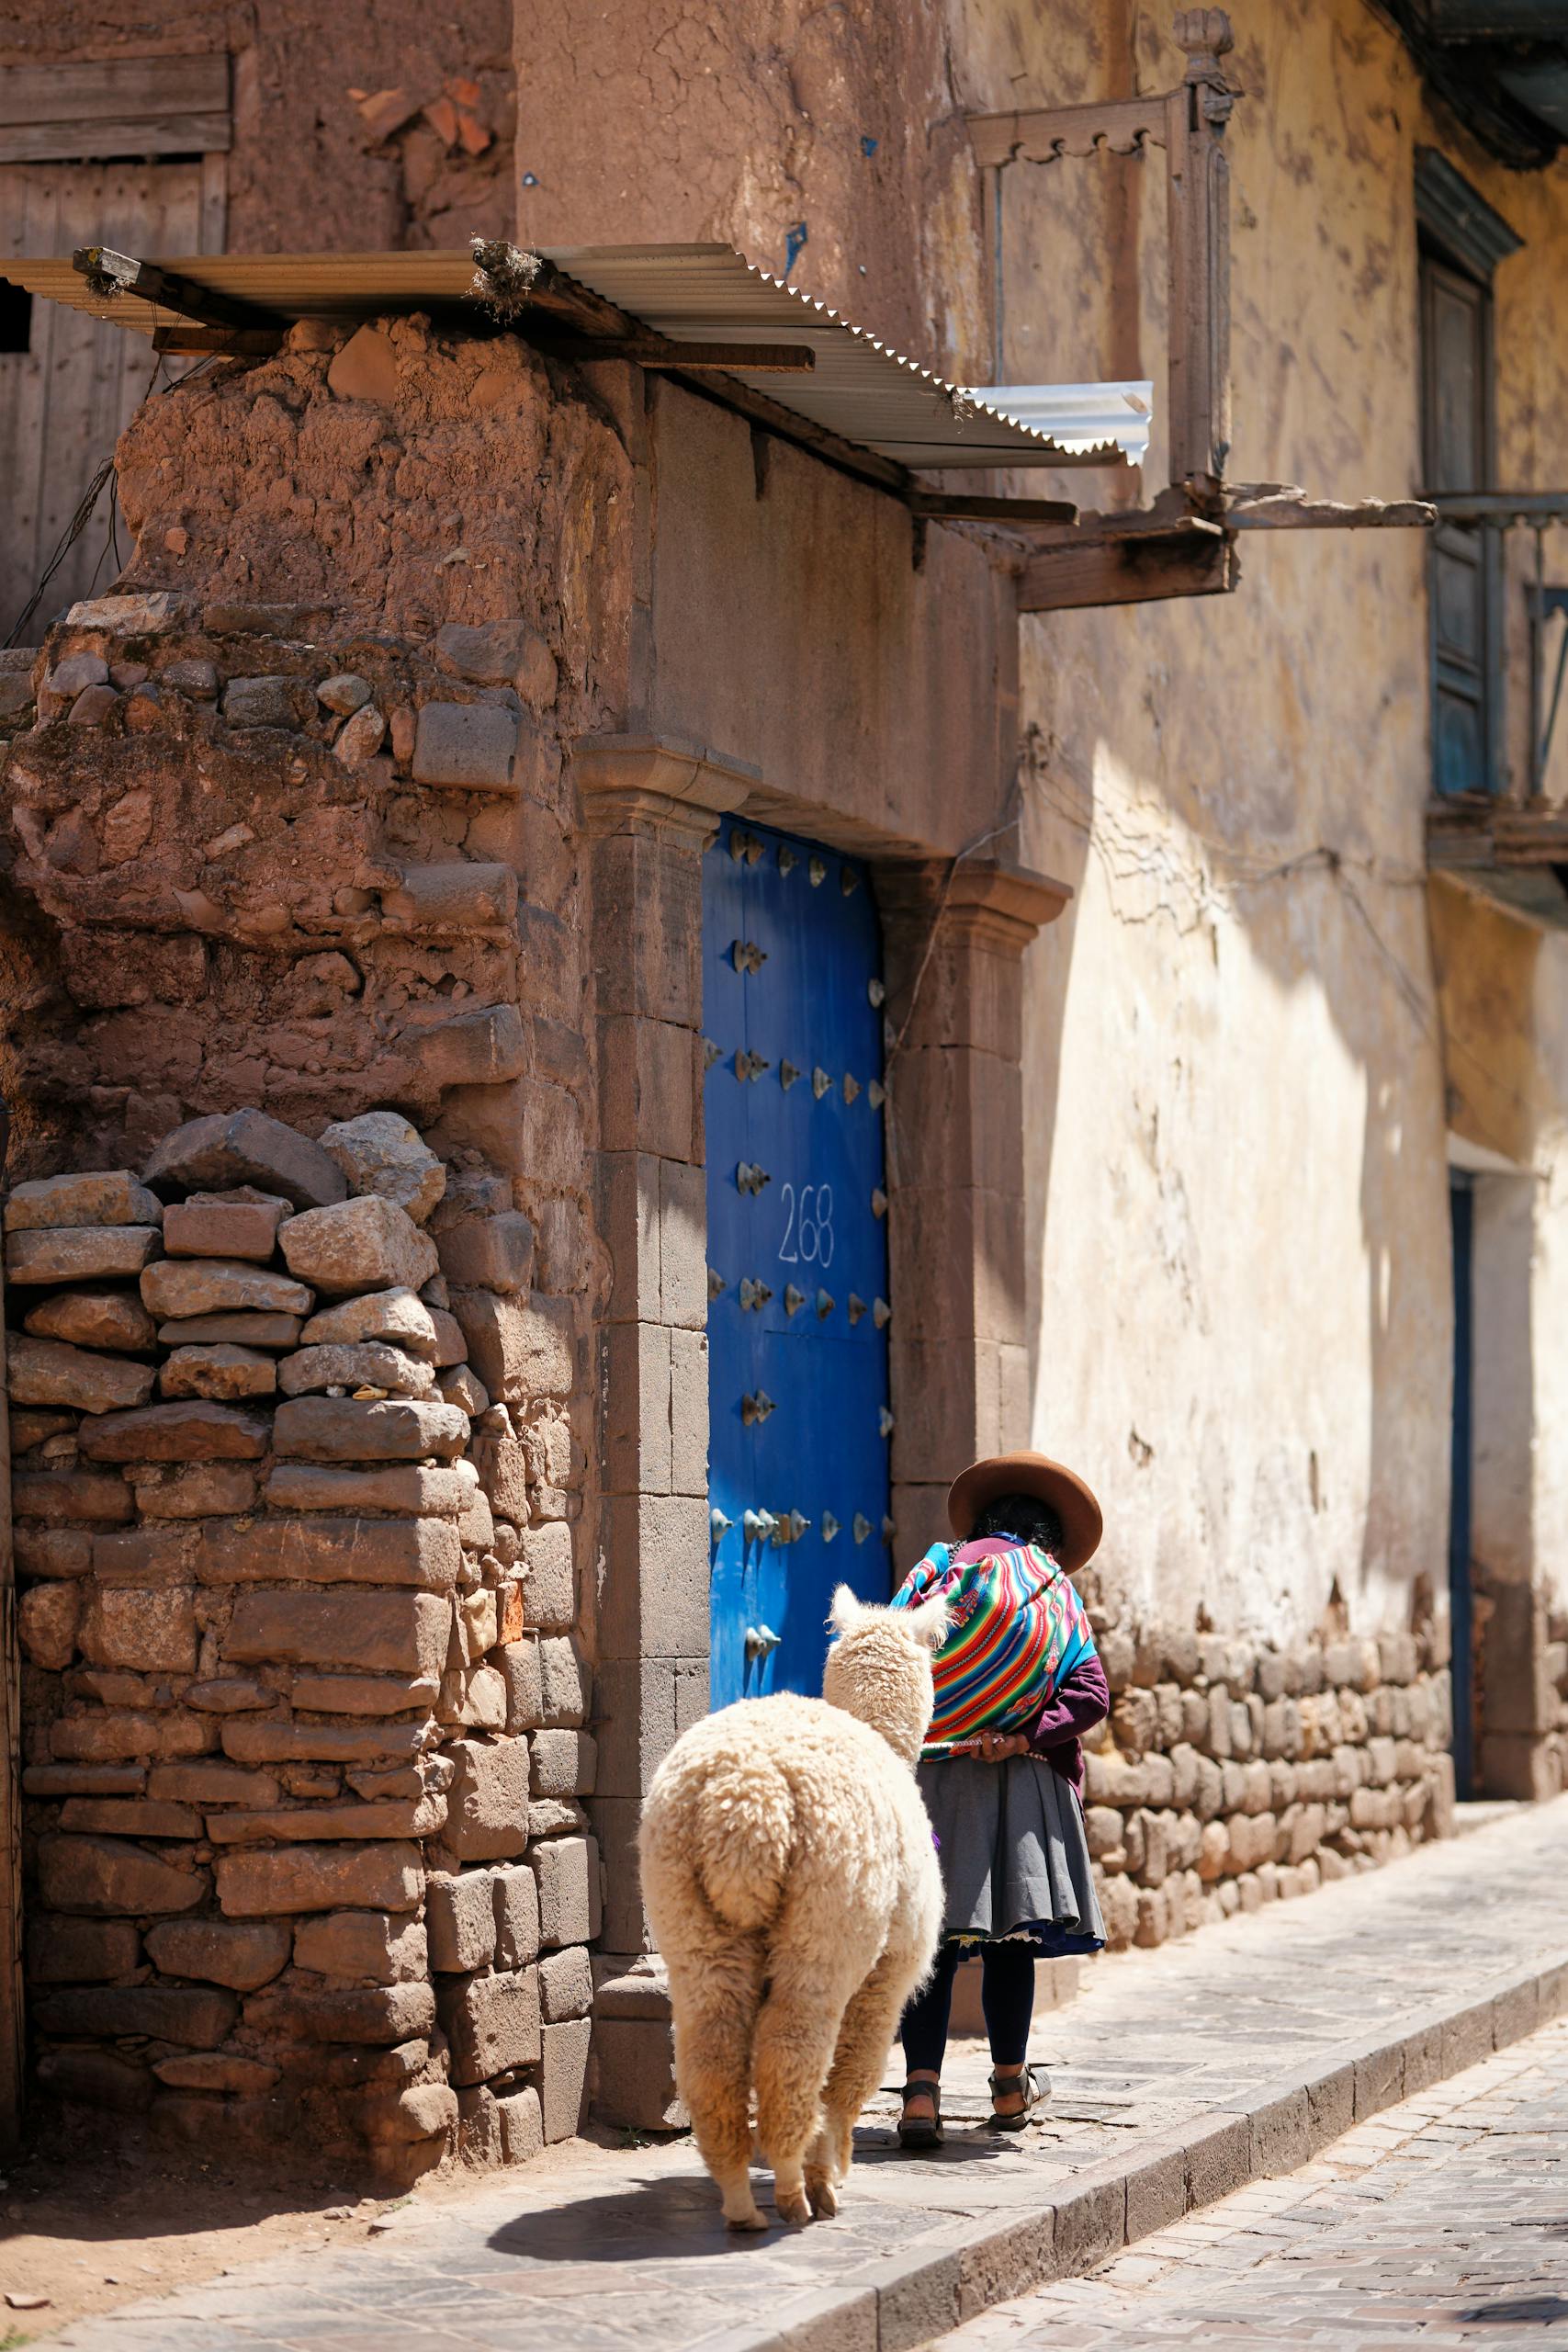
<box><xmin>639</xmin><ymin>1584</ymin><xmax>948</xmax><ymax>2230</ymax></box>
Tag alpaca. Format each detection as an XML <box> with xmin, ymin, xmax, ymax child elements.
<box><xmin>639</xmin><ymin>1583</ymin><xmax>948</xmax><ymax>2230</ymax></box>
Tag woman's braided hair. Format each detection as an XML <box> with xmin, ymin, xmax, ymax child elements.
<box><xmin>969</xmin><ymin>1490</ymin><xmax>1065</xmax><ymax>1555</ymax></box>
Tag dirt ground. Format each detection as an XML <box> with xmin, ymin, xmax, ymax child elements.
<box><xmin>0</xmin><ymin>2112</ymin><xmax>624</xmax><ymax>2342</ymax></box>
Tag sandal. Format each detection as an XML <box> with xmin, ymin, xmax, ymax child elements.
<box><xmin>897</xmin><ymin>2078</ymin><xmax>944</xmax><ymax>2149</ymax></box>
<box><xmin>988</xmin><ymin>2064</ymin><xmax>1047</xmax><ymax>2131</ymax></box>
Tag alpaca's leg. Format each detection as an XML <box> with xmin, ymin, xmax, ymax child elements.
<box><xmin>807</xmin><ymin>1944</ymin><xmax>929</xmax><ymax>2214</ymax></box>
<box><xmin>665</xmin><ymin>1939</ymin><xmax>769</xmax><ymax>2231</ymax></box>
<box><xmin>752</xmin><ymin>1961</ymin><xmax>860</xmax><ymax>2228</ymax></box>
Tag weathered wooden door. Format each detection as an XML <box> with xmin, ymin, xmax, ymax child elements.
<box><xmin>0</xmin><ymin>157</ymin><xmax>221</xmax><ymax>641</ymax></box>
<box><xmin>703</xmin><ymin>818</ymin><xmax>894</xmax><ymax>1709</ymax></box>
<box><xmin>1421</xmin><ymin>247</ymin><xmax>1499</xmax><ymax>797</ymax></box>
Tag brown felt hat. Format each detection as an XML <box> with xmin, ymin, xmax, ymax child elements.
<box><xmin>946</xmin><ymin>1451</ymin><xmax>1103</xmax><ymax>1571</ymax></box>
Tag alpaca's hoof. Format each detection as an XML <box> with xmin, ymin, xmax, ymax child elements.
<box><xmin>806</xmin><ymin>2170</ymin><xmax>839</xmax><ymax>2219</ymax></box>
<box><xmin>724</xmin><ymin>2203</ymin><xmax>769</xmax><ymax>2233</ymax></box>
<box><xmin>774</xmin><ymin>2186</ymin><xmax>813</xmax><ymax>2228</ymax></box>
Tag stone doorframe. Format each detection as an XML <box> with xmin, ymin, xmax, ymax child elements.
<box><xmin>570</xmin><ymin>735</ymin><xmax>1069</xmax><ymax>2126</ymax></box>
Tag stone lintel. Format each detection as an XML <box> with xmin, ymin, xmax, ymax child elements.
<box><xmin>571</xmin><ymin>733</ymin><xmax>761</xmax><ymax>842</ymax></box>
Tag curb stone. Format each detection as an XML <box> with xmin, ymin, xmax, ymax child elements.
<box><xmin>730</xmin><ymin>1944</ymin><xmax>1568</xmax><ymax>2352</ymax></box>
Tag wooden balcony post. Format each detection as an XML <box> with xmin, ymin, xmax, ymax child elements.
<box><xmin>1167</xmin><ymin>9</ymin><xmax>1236</xmax><ymax>497</ymax></box>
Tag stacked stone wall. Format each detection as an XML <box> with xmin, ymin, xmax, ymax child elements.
<box><xmin>1077</xmin><ymin>1587</ymin><xmax>1456</xmax><ymax>1948</ymax></box>
<box><xmin>9</xmin><ymin>1104</ymin><xmax>594</xmax><ymax>2178</ymax></box>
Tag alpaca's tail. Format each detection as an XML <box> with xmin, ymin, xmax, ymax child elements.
<box><xmin>640</xmin><ymin>1751</ymin><xmax>796</xmax><ymax>1942</ymax></box>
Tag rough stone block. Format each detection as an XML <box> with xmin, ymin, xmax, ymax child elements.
<box><xmin>57</xmin><ymin>1794</ymin><xmax>202</xmax><ymax>1838</ymax></box>
<box><xmin>37</xmin><ymin>1984</ymin><xmax>237</xmax><ymax>2048</ymax></box>
<box><xmin>206</xmin><ymin>1796</ymin><xmax>445</xmax><ymax>1844</ymax></box>
<box><xmin>492</xmin><ymin>1861</ymin><xmax>540</xmax><ymax>1968</ymax></box>
<box><xmin>150</xmin><ymin>1762</ymin><xmax>280</xmax><ymax>1804</ymax></box>
<box><xmin>131</xmin><ymin>1463</ymin><xmax>259</xmax><ymax>1519</ymax></box>
<box><xmin>39</xmin><ymin>1833</ymin><xmax>206</xmax><ymax>1916</ymax></box>
<box><xmin>535</xmin><ymin>1835</ymin><xmax>599</xmax><ymax>1947</ymax></box>
<box><xmin>6</xmin><ymin>1226</ymin><xmax>160</xmax><ymax>1284</ymax></box>
<box><xmin>222</xmin><ymin>1719</ymin><xmax>425</xmax><ymax>1764</ymax></box>
<box><xmin>276</xmin><ymin>1341</ymin><xmax>434</xmax><ymax>1398</ymax></box>
<box><xmin>521</xmin><ymin>1522</ymin><xmax>574</xmax><ymax>1633</ymax></box>
<box><xmin>22</xmin><ymin>1289</ymin><xmax>157</xmax><ymax>1352</ymax></box>
<box><xmin>14</xmin><ymin>1467</ymin><xmax>132</xmax><ymax>1523</ymax></box>
<box><xmin>299</xmin><ymin>1285</ymin><xmax>439</xmax><ymax>1356</ymax></box>
<box><xmin>251</xmin><ymin>1980</ymin><xmax>436</xmax><ymax>2045</ymax></box>
<box><xmin>144</xmin><ymin>1108</ymin><xmax>347</xmax><ymax>1209</ymax></box>
<box><xmin>197</xmin><ymin>1513</ymin><xmax>457</xmax><ymax>1591</ymax></box>
<box><xmin>81</xmin><ymin>1585</ymin><xmax>197</xmax><ymax>1674</ymax></box>
<box><xmin>435</xmin><ymin>1213</ymin><xmax>536</xmax><ymax>1298</ymax></box>
<box><xmin>541</xmin><ymin>2015</ymin><xmax>592</xmax><ymax>2143</ymax></box>
<box><xmin>5</xmin><ymin>1170</ymin><xmax>164</xmax><ymax>1230</ymax></box>
<box><xmin>279</xmin><ymin>1196</ymin><xmax>439</xmax><ymax>1295</ymax></box>
<box><xmin>143</xmin><ymin>1917</ymin><xmax>291</xmax><ymax>1989</ymax></box>
<box><xmin>156</xmin><ymin>1311</ymin><xmax>302</xmax><ymax>1350</ymax></box>
<box><xmin>27</xmin><ymin>1914</ymin><xmax>141</xmax><ymax>1984</ymax></box>
<box><xmin>438</xmin><ymin>1964</ymin><xmax>541</xmax><ymax>2084</ymax></box>
<box><xmin>434</xmin><ymin>620</ymin><xmax>552</xmax><ymax>693</ymax></box>
<box><xmin>539</xmin><ymin>1944</ymin><xmax>593</xmax><ymax>2022</ymax></box>
<box><xmin>159</xmin><ymin>1344</ymin><xmax>277</xmax><ymax>1401</ymax></box>
<box><xmin>290</xmin><ymin>1671</ymin><xmax>440</xmax><ymax>1713</ymax></box>
<box><xmin>416</xmin><ymin>1003</ymin><xmax>528</xmax><ymax>1089</ymax></box>
<box><xmin>79</xmin><ymin>1400</ymin><xmax>271</xmax><ymax>1462</ymax></box>
<box><xmin>428</xmin><ymin>1309</ymin><xmax>468</xmax><ymax>1366</ymax></box>
<box><xmin>363</xmin><ymin>2081</ymin><xmax>458</xmax><ymax>2148</ymax></box>
<box><xmin>164</xmin><ymin>1195</ymin><xmax>290</xmax><ymax>1260</ymax></box>
<box><xmin>318</xmin><ymin>1112</ymin><xmax>446</xmax><ymax>1224</ymax></box>
<box><xmin>16</xmin><ymin>1527</ymin><xmax>92</xmax><ymax>1578</ymax></box>
<box><xmin>294</xmin><ymin>1911</ymin><xmax>427</xmax><ymax>1983</ymax></box>
<box><xmin>224</xmin><ymin>1587</ymin><xmax>448</xmax><ymax>1676</ymax></box>
<box><xmin>382</xmin><ymin>862</ymin><xmax>518</xmax><ymax>934</ymax></box>
<box><xmin>426</xmin><ymin>1871</ymin><xmax>499</xmax><ymax>1972</ymax></box>
<box><xmin>51</xmin><ymin>1710</ymin><xmax>212</xmax><ymax>1762</ymax></box>
<box><xmin>531</xmin><ymin>1730</ymin><xmax>597</xmax><ymax>1799</ymax></box>
<box><xmin>444</xmin><ymin>1736</ymin><xmax>533</xmax><ymax>1860</ymax></box>
<box><xmin>152</xmin><ymin>2053</ymin><xmax>279</xmax><ymax>2094</ymax></box>
<box><xmin>272</xmin><ymin>1395</ymin><xmax>468</xmax><ymax>1464</ymax></box>
<box><xmin>263</xmin><ymin>1462</ymin><xmax>468</xmax><ymax>1517</ymax></box>
<box><xmin>440</xmin><ymin>1364</ymin><xmax>490</xmax><ymax>1417</ymax></box>
<box><xmin>215</xmin><ymin>1840</ymin><xmax>423</xmax><ymax>1917</ymax></box>
<box><xmin>498</xmin><ymin>2080</ymin><xmax>544</xmax><ymax>2165</ymax></box>
<box><xmin>222</xmin><ymin>674</ymin><xmax>299</xmax><ymax>729</ymax></box>
<box><xmin>412</xmin><ymin>700</ymin><xmax>520</xmax><ymax>790</ymax></box>
<box><xmin>18</xmin><ymin>1581</ymin><xmax>80</xmax><ymax>1668</ymax></box>
<box><xmin>499</xmin><ymin>1640</ymin><xmax>543</xmax><ymax>1733</ymax></box>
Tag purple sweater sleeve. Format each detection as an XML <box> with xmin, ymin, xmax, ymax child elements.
<box><xmin>1026</xmin><ymin>1653</ymin><xmax>1111</xmax><ymax>1790</ymax></box>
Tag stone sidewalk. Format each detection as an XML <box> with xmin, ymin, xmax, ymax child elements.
<box><xmin>942</xmin><ymin>2010</ymin><xmax>1568</xmax><ymax>2348</ymax></box>
<box><xmin>27</xmin><ymin>1796</ymin><xmax>1568</xmax><ymax>2352</ymax></box>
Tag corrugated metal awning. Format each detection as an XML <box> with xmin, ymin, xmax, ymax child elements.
<box><xmin>2</xmin><ymin>241</ymin><xmax>1134</xmax><ymax>475</ymax></box>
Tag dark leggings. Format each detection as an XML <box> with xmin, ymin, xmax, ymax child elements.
<box><xmin>899</xmin><ymin>1939</ymin><xmax>1035</xmax><ymax>2075</ymax></box>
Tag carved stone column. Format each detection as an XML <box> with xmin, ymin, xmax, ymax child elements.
<box><xmin>571</xmin><ymin>732</ymin><xmax>755</xmax><ymax>2126</ymax></box>
<box><xmin>874</xmin><ymin>859</ymin><xmax>1070</xmax><ymax>1562</ymax></box>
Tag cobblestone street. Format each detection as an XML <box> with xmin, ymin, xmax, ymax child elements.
<box><xmin>942</xmin><ymin>2014</ymin><xmax>1568</xmax><ymax>2350</ymax></box>
<box><xmin>17</xmin><ymin>1798</ymin><xmax>1568</xmax><ymax>2352</ymax></box>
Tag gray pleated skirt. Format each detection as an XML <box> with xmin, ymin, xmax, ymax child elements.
<box><xmin>916</xmin><ymin>1754</ymin><xmax>1107</xmax><ymax>1957</ymax></box>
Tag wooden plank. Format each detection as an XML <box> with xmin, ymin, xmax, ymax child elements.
<box><xmin>967</xmin><ymin>96</ymin><xmax>1167</xmax><ymax>167</ymax></box>
<box><xmin>1019</xmin><ymin>528</ymin><xmax>1235</xmax><ymax>612</ymax></box>
<box><xmin>548</xmin><ymin>338</ymin><xmax>815</xmax><ymax>372</ymax></box>
<box><xmin>0</xmin><ymin>115</ymin><xmax>231</xmax><ymax>165</ymax></box>
<box><xmin>74</xmin><ymin>245</ymin><xmax>276</xmax><ymax>331</ymax></box>
<box><xmin>0</xmin><ymin>56</ymin><xmax>228</xmax><ymax>130</ymax></box>
<box><xmin>0</xmin><ymin>1165</ymin><xmax>20</xmax><ymax>2155</ymax></box>
<box><xmin>907</xmin><ymin>492</ymin><xmax>1078</xmax><ymax>524</ymax></box>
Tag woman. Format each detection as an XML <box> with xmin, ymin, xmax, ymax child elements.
<box><xmin>889</xmin><ymin>1451</ymin><xmax>1109</xmax><ymax>2144</ymax></box>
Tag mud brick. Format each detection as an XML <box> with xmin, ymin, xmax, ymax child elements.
<box><xmin>272</xmin><ymin>1395</ymin><xmax>468</xmax><ymax>1464</ymax></box>
<box><xmin>78</xmin><ymin>1400</ymin><xmax>270</xmax><ymax>1462</ymax></box>
<box><xmin>443</xmin><ymin>1736</ymin><xmax>532</xmax><ymax>1860</ymax></box>
<box><xmin>263</xmin><ymin>1462</ymin><xmax>468</xmax><ymax>1516</ymax></box>
<box><xmin>51</xmin><ymin>1711</ymin><xmax>213</xmax><ymax>1761</ymax></box>
<box><xmin>130</xmin><ymin>1463</ymin><xmax>259</xmax><ymax>1519</ymax></box>
<box><xmin>16</xmin><ymin>1527</ymin><xmax>92</xmax><ymax>1577</ymax></box>
<box><xmin>159</xmin><ymin>1344</ymin><xmax>277</xmax><ymax>1401</ymax></box>
<box><xmin>222</xmin><ymin>1719</ymin><xmax>426</xmax><ymax>1764</ymax></box>
<box><xmin>426</xmin><ymin>1870</ymin><xmax>499</xmax><ymax>1972</ymax></box>
<box><xmin>37</xmin><ymin>1984</ymin><xmax>236</xmax><ymax>2047</ymax></box>
<box><xmin>290</xmin><ymin>1671</ymin><xmax>441</xmax><ymax>1714</ymax></box>
<box><xmin>58</xmin><ymin>1797</ymin><xmax>201</xmax><ymax>1837</ymax></box>
<box><xmin>538</xmin><ymin>1944</ymin><xmax>592</xmax><ymax>2022</ymax></box>
<box><xmin>81</xmin><ymin>1586</ymin><xmax>197</xmax><ymax>1674</ymax></box>
<box><xmin>412</xmin><ymin>700</ymin><xmax>521</xmax><ymax>790</ymax></box>
<box><xmin>198</xmin><ymin>1514</ymin><xmax>460</xmax><ymax>1590</ymax></box>
<box><xmin>438</xmin><ymin>1965</ymin><xmax>540</xmax><ymax>2085</ymax></box>
<box><xmin>144</xmin><ymin>1107</ymin><xmax>347</xmax><ymax>1209</ymax></box>
<box><xmin>534</xmin><ymin>1834</ymin><xmax>599</xmax><ymax>1947</ymax></box>
<box><xmin>223</xmin><ymin>1587</ymin><xmax>448</xmax><ymax>1677</ymax></box>
<box><xmin>5</xmin><ymin>1170</ymin><xmax>164</xmax><ymax>1230</ymax></box>
<box><xmin>215</xmin><ymin>1839</ymin><xmax>423</xmax><ymax>1917</ymax></box>
<box><xmin>6</xmin><ymin>1226</ymin><xmax>160</xmax><ymax>1283</ymax></box>
<box><xmin>531</xmin><ymin>1730</ymin><xmax>597</xmax><ymax>1799</ymax></box>
<box><xmin>164</xmin><ymin>1194</ymin><xmax>290</xmax><ymax>1260</ymax></box>
<box><xmin>205</xmin><ymin>1797</ymin><xmax>444</xmax><ymax>1842</ymax></box>
<box><xmin>18</xmin><ymin>1581</ymin><xmax>80</xmax><ymax>1668</ymax></box>
<box><xmin>435</xmin><ymin>1212</ymin><xmax>536</xmax><ymax>1296</ymax></box>
<box><xmin>38</xmin><ymin>1832</ymin><xmax>207</xmax><ymax>1916</ymax></box>
<box><xmin>26</xmin><ymin>1915</ymin><xmax>141</xmax><ymax>1983</ymax></box>
<box><xmin>23</xmin><ymin>1289</ymin><xmax>158</xmax><ymax>1352</ymax></box>
<box><xmin>299</xmin><ymin>1286</ymin><xmax>439</xmax><ymax>1355</ymax></box>
<box><xmin>540</xmin><ymin>2016</ymin><xmax>592</xmax><ymax>2142</ymax></box>
<box><xmin>156</xmin><ymin>1312</ymin><xmax>302</xmax><ymax>1349</ymax></box>
<box><xmin>293</xmin><ymin>1912</ymin><xmax>427</xmax><ymax>1984</ymax></box>
<box><xmin>142</xmin><ymin>1260</ymin><xmax>312</xmax><ymax>1319</ymax></box>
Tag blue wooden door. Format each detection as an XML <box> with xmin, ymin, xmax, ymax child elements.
<box><xmin>704</xmin><ymin>817</ymin><xmax>893</xmax><ymax>1709</ymax></box>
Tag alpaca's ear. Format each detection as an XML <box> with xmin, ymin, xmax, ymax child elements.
<box><xmin>904</xmin><ymin>1594</ymin><xmax>950</xmax><ymax>1651</ymax></box>
<box><xmin>829</xmin><ymin>1585</ymin><xmax>863</xmax><ymax>1636</ymax></box>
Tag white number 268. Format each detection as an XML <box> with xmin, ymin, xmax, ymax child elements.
<box><xmin>778</xmin><ymin>1182</ymin><xmax>834</xmax><ymax>1268</ymax></box>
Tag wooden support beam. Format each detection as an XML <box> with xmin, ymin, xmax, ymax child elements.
<box><xmin>547</xmin><ymin>339</ymin><xmax>815</xmax><ymax>374</ymax></box>
<box><xmin>1166</xmin><ymin>11</ymin><xmax>1235</xmax><ymax>493</ymax></box>
<box><xmin>73</xmin><ymin>246</ymin><xmax>280</xmax><ymax>335</ymax></box>
<box><xmin>967</xmin><ymin>94</ymin><xmax>1167</xmax><ymax>166</ymax></box>
<box><xmin>906</xmin><ymin>492</ymin><xmax>1079</xmax><ymax>524</ymax></box>
<box><xmin>1019</xmin><ymin>524</ymin><xmax>1235</xmax><ymax>611</ymax></box>
<box><xmin>153</xmin><ymin>325</ymin><xmax>284</xmax><ymax>356</ymax></box>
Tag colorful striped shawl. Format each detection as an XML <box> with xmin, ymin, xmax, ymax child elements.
<box><xmin>891</xmin><ymin>1537</ymin><xmax>1096</xmax><ymax>1759</ymax></box>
